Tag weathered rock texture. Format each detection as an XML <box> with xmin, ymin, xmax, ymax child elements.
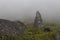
<box><xmin>34</xmin><ymin>11</ymin><xmax>43</xmax><ymax>28</ymax></box>
<box><xmin>56</xmin><ymin>34</ymin><xmax>60</xmax><ymax>40</ymax></box>
<box><xmin>0</xmin><ymin>19</ymin><xmax>26</xmax><ymax>36</ymax></box>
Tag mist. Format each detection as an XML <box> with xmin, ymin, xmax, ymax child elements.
<box><xmin>0</xmin><ymin>0</ymin><xmax>60</xmax><ymax>24</ymax></box>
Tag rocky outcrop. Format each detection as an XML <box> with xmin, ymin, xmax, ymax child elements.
<box><xmin>0</xmin><ymin>19</ymin><xmax>26</xmax><ymax>36</ymax></box>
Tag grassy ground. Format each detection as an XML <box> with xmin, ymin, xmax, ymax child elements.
<box><xmin>0</xmin><ymin>23</ymin><xmax>60</xmax><ymax>40</ymax></box>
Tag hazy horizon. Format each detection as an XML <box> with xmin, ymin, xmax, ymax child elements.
<box><xmin>0</xmin><ymin>0</ymin><xmax>60</xmax><ymax>24</ymax></box>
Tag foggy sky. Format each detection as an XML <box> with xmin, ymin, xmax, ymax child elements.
<box><xmin>0</xmin><ymin>0</ymin><xmax>60</xmax><ymax>23</ymax></box>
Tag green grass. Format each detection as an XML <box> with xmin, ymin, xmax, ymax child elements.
<box><xmin>0</xmin><ymin>23</ymin><xmax>60</xmax><ymax>40</ymax></box>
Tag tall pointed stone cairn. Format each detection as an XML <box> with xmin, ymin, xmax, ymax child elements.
<box><xmin>34</xmin><ymin>11</ymin><xmax>43</xmax><ymax>28</ymax></box>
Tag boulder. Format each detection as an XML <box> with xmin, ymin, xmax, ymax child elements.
<box><xmin>0</xmin><ymin>19</ymin><xmax>26</xmax><ymax>36</ymax></box>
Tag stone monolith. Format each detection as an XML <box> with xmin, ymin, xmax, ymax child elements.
<box><xmin>34</xmin><ymin>11</ymin><xmax>43</xmax><ymax>28</ymax></box>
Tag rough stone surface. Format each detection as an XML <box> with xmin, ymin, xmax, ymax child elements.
<box><xmin>56</xmin><ymin>35</ymin><xmax>60</xmax><ymax>40</ymax></box>
<box><xmin>0</xmin><ymin>19</ymin><xmax>26</xmax><ymax>36</ymax></box>
<box><xmin>34</xmin><ymin>11</ymin><xmax>43</xmax><ymax>28</ymax></box>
